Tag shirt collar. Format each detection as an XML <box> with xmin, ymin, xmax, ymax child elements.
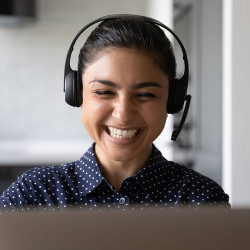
<box><xmin>75</xmin><ymin>143</ymin><xmax>104</xmax><ymax>196</ymax></box>
<box><xmin>75</xmin><ymin>143</ymin><xmax>166</xmax><ymax>198</ymax></box>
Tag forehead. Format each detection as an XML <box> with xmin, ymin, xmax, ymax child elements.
<box><xmin>82</xmin><ymin>48</ymin><xmax>169</xmax><ymax>87</ymax></box>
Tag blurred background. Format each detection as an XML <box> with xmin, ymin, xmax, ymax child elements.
<box><xmin>0</xmin><ymin>0</ymin><xmax>249</xmax><ymax>208</ymax></box>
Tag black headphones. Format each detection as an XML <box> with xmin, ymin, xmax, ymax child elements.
<box><xmin>64</xmin><ymin>14</ymin><xmax>191</xmax><ymax>141</ymax></box>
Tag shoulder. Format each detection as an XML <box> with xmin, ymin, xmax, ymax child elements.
<box><xmin>0</xmin><ymin>161</ymin><xmax>77</xmax><ymax>208</ymax></box>
<box><xmin>148</xmin><ymin>146</ymin><xmax>230</xmax><ymax>206</ymax></box>
<box><xmin>15</xmin><ymin>161</ymin><xmax>79</xmax><ymax>197</ymax></box>
<box><xmin>163</xmin><ymin>160</ymin><xmax>219</xmax><ymax>188</ymax></box>
<box><xmin>21</xmin><ymin>162</ymin><xmax>76</xmax><ymax>182</ymax></box>
<box><xmin>166</xmin><ymin>161</ymin><xmax>229</xmax><ymax>205</ymax></box>
<box><xmin>0</xmin><ymin>144</ymin><xmax>97</xmax><ymax>209</ymax></box>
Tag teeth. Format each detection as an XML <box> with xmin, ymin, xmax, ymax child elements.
<box><xmin>109</xmin><ymin>127</ymin><xmax>114</xmax><ymax>134</ymax></box>
<box><xmin>108</xmin><ymin>126</ymin><xmax>139</xmax><ymax>139</ymax></box>
<box><xmin>122</xmin><ymin>130</ymin><xmax>128</xmax><ymax>137</ymax></box>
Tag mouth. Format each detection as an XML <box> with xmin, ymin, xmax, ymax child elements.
<box><xmin>105</xmin><ymin>126</ymin><xmax>141</xmax><ymax>139</ymax></box>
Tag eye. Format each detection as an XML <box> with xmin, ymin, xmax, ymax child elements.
<box><xmin>95</xmin><ymin>90</ymin><xmax>114</xmax><ymax>95</ymax></box>
<box><xmin>136</xmin><ymin>93</ymin><xmax>157</xmax><ymax>99</ymax></box>
<box><xmin>94</xmin><ymin>90</ymin><xmax>115</xmax><ymax>98</ymax></box>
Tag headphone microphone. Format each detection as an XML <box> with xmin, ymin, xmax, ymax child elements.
<box><xmin>64</xmin><ymin>14</ymin><xmax>191</xmax><ymax>141</ymax></box>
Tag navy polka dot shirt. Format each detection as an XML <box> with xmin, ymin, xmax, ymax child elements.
<box><xmin>0</xmin><ymin>144</ymin><xmax>230</xmax><ymax>211</ymax></box>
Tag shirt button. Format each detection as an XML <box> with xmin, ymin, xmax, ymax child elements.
<box><xmin>119</xmin><ymin>197</ymin><xmax>126</xmax><ymax>204</ymax></box>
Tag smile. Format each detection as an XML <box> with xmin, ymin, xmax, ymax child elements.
<box><xmin>106</xmin><ymin>126</ymin><xmax>140</xmax><ymax>139</ymax></box>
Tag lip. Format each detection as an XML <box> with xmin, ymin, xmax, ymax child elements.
<box><xmin>103</xmin><ymin>125</ymin><xmax>144</xmax><ymax>145</ymax></box>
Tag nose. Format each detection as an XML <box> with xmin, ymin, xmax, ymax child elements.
<box><xmin>112</xmin><ymin>97</ymin><xmax>136</xmax><ymax>124</ymax></box>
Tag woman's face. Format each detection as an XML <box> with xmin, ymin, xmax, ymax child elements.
<box><xmin>81</xmin><ymin>48</ymin><xmax>169</xmax><ymax>165</ymax></box>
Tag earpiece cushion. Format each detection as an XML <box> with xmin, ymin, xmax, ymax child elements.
<box><xmin>167</xmin><ymin>78</ymin><xmax>187</xmax><ymax>114</ymax></box>
<box><xmin>75</xmin><ymin>71</ymin><xmax>83</xmax><ymax>107</ymax></box>
<box><xmin>65</xmin><ymin>70</ymin><xmax>82</xmax><ymax>107</ymax></box>
<box><xmin>65</xmin><ymin>71</ymin><xmax>75</xmax><ymax>106</ymax></box>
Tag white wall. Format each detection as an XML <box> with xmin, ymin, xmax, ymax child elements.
<box><xmin>193</xmin><ymin>0</ymin><xmax>223</xmax><ymax>185</ymax></box>
<box><xmin>223</xmin><ymin>0</ymin><xmax>250</xmax><ymax>207</ymax></box>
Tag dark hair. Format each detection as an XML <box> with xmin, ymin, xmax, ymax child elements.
<box><xmin>78</xmin><ymin>17</ymin><xmax>176</xmax><ymax>86</ymax></box>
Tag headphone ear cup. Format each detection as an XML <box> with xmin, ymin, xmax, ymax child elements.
<box><xmin>65</xmin><ymin>70</ymin><xmax>82</xmax><ymax>107</ymax></box>
<box><xmin>167</xmin><ymin>78</ymin><xmax>187</xmax><ymax>114</ymax></box>
<box><xmin>65</xmin><ymin>70</ymin><xmax>76</xmax><ymax>106</ymax></box>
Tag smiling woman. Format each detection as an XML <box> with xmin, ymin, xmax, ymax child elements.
<box><xmin>81</xmin><ymin>48</ymin><xmax>169</xmax><ymax>189</ymax></box>
<box><xmin>0</xmin><ymin>15</ymin><xmax>230</xmax><ymax>211</ymax></box>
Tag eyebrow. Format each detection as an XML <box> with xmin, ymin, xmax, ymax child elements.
<box><xmin>133</xmin><ymin>82</ymin><xmax>162</xmax><ymax>89</ymax></box>
<box><xmin>90</xmin><ymin>80</ymin><xmax>117</xmax><ymax>88</ymax></box>
<box><xmin>89</xmin><ymin>80</ymin><xmax>162</xmax><ymax>89</ymax></box>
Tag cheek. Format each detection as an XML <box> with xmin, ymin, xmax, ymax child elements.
<box><xmin>142</xmin><ymin>102</ymin><xmax>168</xmax><ymax>137</ymax></box>
<box><xmin>151</xmin><ymin>108</ymin><xmax>167</xmax><ymax>127</ymax></box>
<box><xmin>81</xmin><ymin>94</ymin><xmax>111</xmax><ymax>129</ymax></box>
<box><xmin>143</xmin><ymin>98</ymin><xmax>167</xmax><ymax>120</ymax></box>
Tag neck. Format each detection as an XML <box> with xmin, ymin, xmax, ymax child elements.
<box><xmin>95</xmin><ymin>144</ymin><xmax>152</xmax><ymax>191</ymax></box>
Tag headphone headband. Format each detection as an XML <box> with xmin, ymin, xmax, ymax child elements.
<box><xmin>64</xmin><ymin>14</ymin><xmax>189</xmax><ymax>93</ymax></box>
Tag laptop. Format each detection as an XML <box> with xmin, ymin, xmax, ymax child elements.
<box><xmin>0</xmin><ymin>207</ymin><xmax>249</xmax><ymax>250</ymax></box>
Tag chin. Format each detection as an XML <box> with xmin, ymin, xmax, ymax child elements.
<box><xmin>106</xmin><ymin>148</ymin><xmax>138</xmax><ymax>162</ymax></box>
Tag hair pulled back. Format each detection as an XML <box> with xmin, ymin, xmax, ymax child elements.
<box><xmin>78</xmin><ymin>17</ymin><xmax>176</xmax><ymax>86</ymax></box>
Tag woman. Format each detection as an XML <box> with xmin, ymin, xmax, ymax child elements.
<box><xmin>0</xmin><ymin>15</ymin><xmax>229</xmax><ymax>211</ymax></box>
